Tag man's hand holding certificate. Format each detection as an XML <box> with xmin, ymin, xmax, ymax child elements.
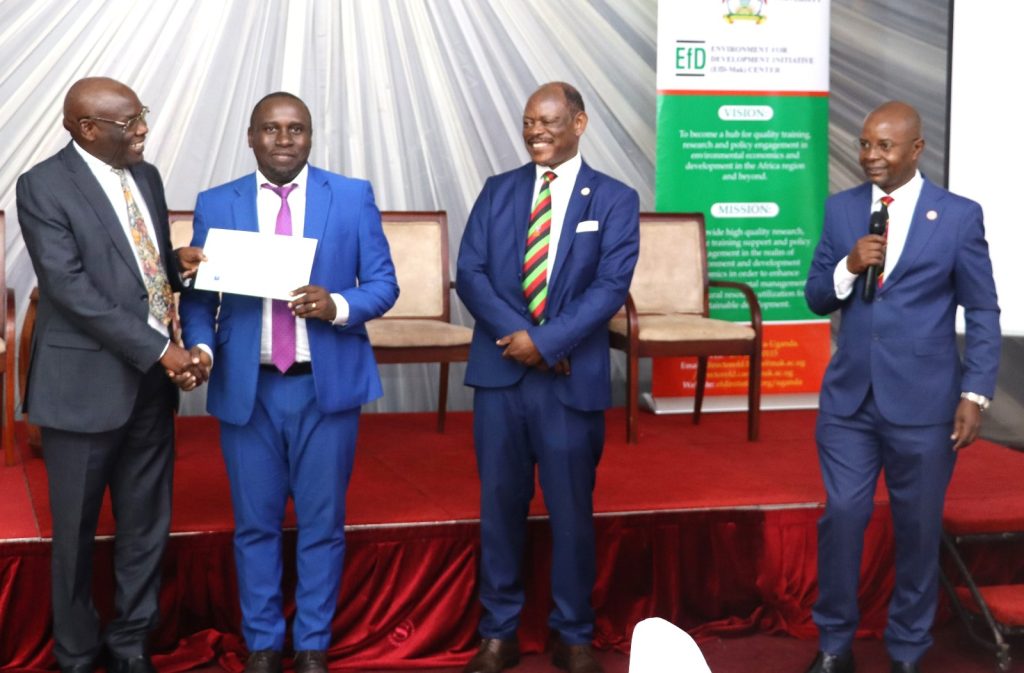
<box><xmin>191</xmin><ymin>228</ymin><xmax>318</xmax><ymax>301</ymax></box>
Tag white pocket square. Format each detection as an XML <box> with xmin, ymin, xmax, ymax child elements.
<box><xmin>576</xmin><ymin>220</ymin><xmax>599</xmax><ymax>233</ymax></box>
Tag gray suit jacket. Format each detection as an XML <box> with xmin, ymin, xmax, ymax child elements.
<box><xmin>16</xmin><ymin>142</ymin><xmax>182</xmax><ymax>432</ymax></box>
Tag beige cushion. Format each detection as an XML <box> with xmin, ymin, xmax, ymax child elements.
<box><xmin>170</xmin><ymin>218</ymin><xmax>194</xmax><ymax>249</ymax></box>
<box><xmin>0</xmin><ymin>338</ymin><xmax>5</xmax><ymax>355</ymax></box>
<box><xmin>367</xmin><ymin>318</ymin><xmax>472</xmax><ymax>348</ymax></box>
<box><xmin>631</xmin><ymin>218</ymin><xmax>705</xmax><ymax>314</ymax></box>
<box><xmin>608</xmin><ymin>313</ymin><xmax>755</xmax><ymax>342</ymax></box>
<box><xmin>382</xmin><ymin>219</ymin><xmax>445</xmax><ymax>318</ymax></box>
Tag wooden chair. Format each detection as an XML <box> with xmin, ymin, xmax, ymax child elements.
<box><xmin>0</xmin><ymin>211</ymin><xmax>17</xmax><ymax>465</ymax></box>
<box><xmin>608</xmin><ymin>212</ymin><xmax>762</xmax><ymax>443</ymax></box>
<box><xmin>366</xmin><ymin>211</ymin><xmax>471</xmax><ymax>432</ymax></box>
<box><xmin>18</xmin><ymin>287</ymin><xmax>39</xmax><ymax>456</ymax></box>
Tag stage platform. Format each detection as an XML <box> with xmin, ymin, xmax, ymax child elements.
<box><xmin>2</xmin><ymin>409</ymin><xmax>1023</xmax><ymax>671</ymax></box>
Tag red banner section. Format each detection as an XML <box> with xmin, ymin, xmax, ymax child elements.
<box><xmin>651</xmin><ymin>322</ymin><xmax>831</xmax><ymax>398</ymax></box>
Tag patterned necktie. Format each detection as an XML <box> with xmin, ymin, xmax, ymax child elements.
<box><xmin>522</xmin><ymin>171</ymin><xmax>557</xmax><ymax>324</ymax></box>
<box><xmin>262</xmin><ymin>183</ymin><xmax>299</xmax><ymax>373</ymax></box>
<box><xmin>114</xmin><ymin>169</ymin><xmax>173</xmax><ymax>325</ymax></box>
<box><xmin>877</xmin><ymin>195</ymin><xmax>894</xmax><ymax>288</ymax></box>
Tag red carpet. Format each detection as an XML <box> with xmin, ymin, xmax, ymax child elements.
<box><xmin>7</xmin><ymin>408</ymin><xmax>1024</xmax><ymax>537</ymax></box>
<box><xmin>2</xmin><ymin>409</ymin><xmax>1023</xmax><ymax>671</ymax></box>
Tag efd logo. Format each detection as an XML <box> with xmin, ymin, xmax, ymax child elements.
<box><xmin>675</xmin><ymin>40</ymin><xmax>706</xmax><ymax>77</ymax></box>
<box><xmin>724</xmin><ymin>0</ymin><xmax>767</xmax><ymax>24</ymax></box>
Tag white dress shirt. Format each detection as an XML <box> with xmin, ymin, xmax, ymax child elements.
<box><xmin>833</xmin><ymin>171</ymin><xmax>925</xmax><ymax>299</ymax></box>
<box><xmin>532</xmin><ymin>152</ymin><xmax>582</xmax><ymax>290</ymax></box>
<box><xmin>73</xmin><ymin>141</ymin><xmax>170</xmax><ymax>340</ymax></box>
<box><xmin>255</xmin><ymin>166</ymin><xmax>350</xmax><ymax>366</ymax></box>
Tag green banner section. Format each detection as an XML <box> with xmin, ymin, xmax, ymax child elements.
<box><xmin>655</xmin><ymin>94</ymin><xmax>828</xmax><ymax>322</ymax></box>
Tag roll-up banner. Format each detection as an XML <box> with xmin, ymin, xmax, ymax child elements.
<box><xmin>651</xmin><ymin>0</ymin><xmax>831</xmax><ymax>413</ymax></box>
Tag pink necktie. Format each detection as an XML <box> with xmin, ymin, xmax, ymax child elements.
<box><xmin>262</xmin><ymin>183</ymin><xmax>298</xmax><ymax>372</ymax></box>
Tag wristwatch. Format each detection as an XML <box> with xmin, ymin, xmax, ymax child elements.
<box><xmin>960</xmin><ymin>392</ymin><xmax>991</xmax><ymax>412</ymax></box>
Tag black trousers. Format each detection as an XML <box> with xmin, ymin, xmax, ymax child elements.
<box><xmin>43</xmin><ymin>364</ymin><xmax>176</xmax><ymax>666</ymax></box>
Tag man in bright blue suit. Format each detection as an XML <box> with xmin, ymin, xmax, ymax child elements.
<box><xmin>803</xmin><ymin>101</ymin><xmax>1000</xmax><ymax>673</ymax></box>
<box><xmin>456</xmin><ymin>82</ymin><xmax>640</xmax><ymax>673</ymax></box>
<box><xmin>178</xmin><ymin>92</ymin><xmax>397</xmax><ymax>673</ymax></box>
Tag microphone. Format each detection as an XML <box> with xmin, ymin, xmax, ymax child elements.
<box><xmin>862</xmin><ymin>210</ymin><xmax>886</xmax><ymax>302</ymax></box>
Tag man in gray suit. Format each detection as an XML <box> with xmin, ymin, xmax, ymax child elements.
<box><xmin>16</xmin><ymin>77</ymin><xmax>203</xmax><ymax>673</ymax></box>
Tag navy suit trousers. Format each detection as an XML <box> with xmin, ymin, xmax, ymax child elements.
<box><xmin>813</xmin><ymin>390</ymin><xmax>957</xmax><ymax>663</ymax></box>
<box><xmin>473</xmin><ymin>368</ymin><xmax>604</xmax><ymax>644</ymax></box>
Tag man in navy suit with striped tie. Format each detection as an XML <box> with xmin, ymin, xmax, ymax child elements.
<box><xmin>457</xmin><ymin>82</ymin><xmax>640</xmax><ymax>673</ymax></box>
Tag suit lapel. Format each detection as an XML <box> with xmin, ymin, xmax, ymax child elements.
<box><xmin>232</xmin><ymin>175</ymin><xmax>260</xmax><ymax>232</ymax></box>
<box><xmin>881</xmin><ymin>178</ymin><xmax>945</xmax><ymax>290</ymax></box>
<box><xmin>304</xmin><ymin>166</ymin><xmax>330</xmax><ymax>244</ymax></box>
<box><xmin>548</xmin><ymin>161</ymin><xmax>595</xmax><ymax>293</ymax></box>
<box><xmin>128</xmin><ymin>164</ymin><xmax>170</xmax><ymax>258</ymax></box>
<box><xmin>60</xmin><ymin>144</ymin><xmax>143</xmax><ymax>287</ymax></box>
<box><xmin>512</xmin><ymin>163</ymin><xmax>535</xmax><ymax>278</ymax></box>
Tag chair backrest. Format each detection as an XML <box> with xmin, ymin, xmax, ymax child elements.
<box><xmin>168</xmin><ymin>210</ymin><xmax>195</xmax><ymax>249</ymax></box>
<box><xmin>379</xmin><ymin>211</ymin><xmax>449</xmax><ymax>320</ymax></box>
<box><xmin>631</xmin><ymin>212</ymin><xmax>708</xmax><ymax>316</ymax></box>
<box><xmin>0</xmin><ymin>210</ymin><xmax>5</xmax><ymax>304</ymax></box>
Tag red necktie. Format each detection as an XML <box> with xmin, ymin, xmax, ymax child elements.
<box><xmin>877</xmin><ymin>195</ymin><xmax>893</xmax><ymax>288</ymax></box>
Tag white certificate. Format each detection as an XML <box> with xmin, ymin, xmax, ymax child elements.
<box><xmin>193</xmin><ymin>228</ymin><xmax>318</xmax><ymax>300</ymax></box>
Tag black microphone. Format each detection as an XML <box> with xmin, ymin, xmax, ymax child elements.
<box><xmin>861</xmin><ymin>210</ymin><xmax>887</xmax><ymax>302</ymax></box>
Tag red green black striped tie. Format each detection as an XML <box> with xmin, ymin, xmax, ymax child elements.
<box><xmin>522</xmin><ymin>171</ymin><xmax>557</xmax><ymax>324</ymax></box>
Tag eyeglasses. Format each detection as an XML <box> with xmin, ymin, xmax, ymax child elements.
<box><xmin>80</xmin><ymin>106</ymin><xmax>149</xmax><ymax>135</ymax></box>
<box><xmin>857</xmin><ymin>138</ymin><xmax>919</xmax><ymax>153</ymax></box>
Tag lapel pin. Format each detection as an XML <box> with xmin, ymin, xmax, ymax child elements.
<box><xmin>581</xmin><ymin>187</ymin><xmax>591</xmax><ymax>196</ymax></box>
<box><xmin>926</xmin><ymin>210</ymin><xmax>938</xmax><ymax>221</ymax></box>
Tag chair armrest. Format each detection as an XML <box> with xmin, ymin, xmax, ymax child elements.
<box><xmin>624</xmin><ymin>291</ymin><xmax>639</xmax><ymax>345</ymax></box>
<box><xmin>4</xmin><ymin>289</ymin><xmax>14</xmax><ymax>349</ymax></box>
<box><xmin>709</xmin><ymin>279</ymin><xmax>763</xmax><ymax>332</ymax></box>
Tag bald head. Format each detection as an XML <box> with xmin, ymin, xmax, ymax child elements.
<box><xmin>63</xmin><ymin>77</ymin><xmax>148</xmax><ymax>168</ymax></box>
<box><xmin>858</xmin><ymin>100</ymin><xmax>925</xmax><ymax>193</ymax></box>
<box><xmin>864</xmin><ymin>101</ymin><xmax>922</xmax><ymax>140</ymax></box>
<box><xmin>64</xmin><ymin>78</ymin><xmax>137</xmax><ymax>136</ymax></box>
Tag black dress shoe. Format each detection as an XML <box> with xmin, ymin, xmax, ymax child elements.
<box><xmin>59</xmin><ymin>664</ymin><xmax>95</xmax><ymax>673</ymax></box>
<box><xmin>551</xmin><ymin>638</ymin><xmax>603</xmax><ymax>673</ymax></box>
<box><xmin>462</xmin><ymin>638</ymin><xmax>520</xmax><ymax>673</ymax></box>
<box><xmin>891</xmin><ymin>662</ymin><xmax>920</xmax><ymax>673</ymax></box>
<box><xmin>109</xmin><ymin>655</ymin><xmax>156</xmax><ymax>673</ymax></box>
<box><xmin>294</xmin><ymin>650</ymin><xmax>328</xmax><ymax>673</ymax></box>
<box><xmin>804</xmin><ymin>650</ymin><xmax>855</xmax><ymax>673</ymax></box>
<box><xmin>244</xmin><ymin>650</ymin><xmax>283</xmax><ymax>673</ymax></box>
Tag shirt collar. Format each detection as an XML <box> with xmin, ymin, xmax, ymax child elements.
<box><xmin>257</xmin><ymin>163</ymin><xmax>309</xmax><ymax>191</ymax></box>
<box><xmin>872</xmin><ymin>170</ymin><xmax>923</xmax><ymax>207</ymax></box>
<box><xmin>535</xmin><ymin>152</ymin><xmax>582</xmax><ymax>183</ymax></box>
<box><xmin>72</xmin><ymin>140</ymin><xmax>123</xmax><ymax>175</ymax></box>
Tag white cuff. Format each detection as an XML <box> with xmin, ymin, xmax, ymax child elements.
<box><xmin>330</xmin><ymin>293</ymin><xmax>350</xmax><ymax>326</ymax></box>
<box><xmin>833</xmin><ymin>256</ymin><xmax>858</xmax><ymax>300</ymax></box>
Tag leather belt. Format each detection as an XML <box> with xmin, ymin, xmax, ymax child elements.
<box><xmin>259</xmin><ymin>362</ymin><xmax>313</xmax><ymax>376</ymax></box>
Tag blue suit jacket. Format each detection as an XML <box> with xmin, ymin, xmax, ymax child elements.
<box><xmin>456</xmin><ymin>160</ymin><xmax>640</xmax><ymax>412</ymax></box>
<box><xmin>804</xmin><ymin>178</ymin><xmax>1000</xmax><ymax>426</ymax></box>
<box><xmin>179</xmin><ymin>165</ymin><xmax>398</xmax><ymax>425</ymax></box>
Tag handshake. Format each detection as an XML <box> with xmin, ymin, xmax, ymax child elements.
<box><xmin>160</xmin><ymin>343</ymin><xmax>212</xmax><ymax>392</ymax></box>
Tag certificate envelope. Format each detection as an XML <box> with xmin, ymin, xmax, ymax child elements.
<box><xmin>193</xmin><ymin>228</ymin><xmax>318</xmax><ymax>300</ymax></box>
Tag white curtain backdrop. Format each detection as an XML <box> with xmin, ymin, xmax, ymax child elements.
<box><xmin>0</xmin><ymin>0</ymin><xmax>657</xmax><ymax>414</ymax></box>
